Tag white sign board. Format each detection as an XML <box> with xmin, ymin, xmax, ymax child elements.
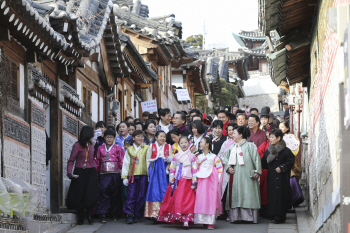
<box><xmin>176</xmin><ymin>88</ymin><xmax>191</xmax><ymax>101</ymax></box>
<box><xmin>141</xmin><ymin>99</ymin><xmax>157</xmax><ymax>113</ymax></box>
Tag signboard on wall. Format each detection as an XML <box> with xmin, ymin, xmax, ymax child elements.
<box><xmin>176</xmin><ymin>88</ymin><xmax>191</xmax><ymax>101</ymax></box>
<box><xmin>141</xmin><ymin>99</ymin><xmax>157</xmax><ymax>113</ymax></box>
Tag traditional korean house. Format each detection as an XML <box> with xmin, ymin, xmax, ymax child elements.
<box><xmin>112</xmin><ymin>0</ymin><xmax>205</xmax><ymax>115</ymax></box>
<box><xmin>0</xmin><ymin>0</ymin><xmax>133</xmax><ymax>228</ymax></box>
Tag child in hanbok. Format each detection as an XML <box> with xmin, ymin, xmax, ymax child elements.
<box><xmin>95</xmin><ymin>129</ymin><xmax>125</xmax><ymax>223</ymax></box>
<box><xmin>158</xmin><ymin>136</ymin><xmax>198</xmax><ymax>228</ymax></box>
<box><xmin>170</xmin><ymin>128</ymin><xmax>199</xmax><ymax>157</ymax></box>
<box><xmin>144</xmin><ymin>131</ymin><xmax>172</xmax><ymax>221</ymax></box>
<box><xmin>194</xmin><ymin>137</ymin><xmax>223</xmax><ymax>229</ymax></box>
<box><xmin>122</xmin><ymin>130</ymin><xmax>149</xmax><ymax>224</ymax></box>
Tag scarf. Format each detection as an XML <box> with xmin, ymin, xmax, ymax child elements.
<box><xmin>176</xmin><ymin>147</ymin><xmax>191</xmax><ymax>167</ymax></box>
<box><xmin>228</xmin><ymin>139</ymin><xmax>247</xmax><ymax>166</ymax></box>
<box><xmin>224</xmin><ymin>138</ymin><xmax>235</xmax><ymax>153</ymax></box>
<box><xmin>267</xmin><ymin>139</ymin><xmax>286</xmax><ymax>163</ymax></box>
<box><xmin>159</xmin><ymin>121</ymin><xmax>170</xmax><ymax>134</ymax></box>
<box><xmin>178</xmin><ymin>123</ymin><xmax>187</xmax><ymax>132</ymax></box>
<box><xmin>193</xmin><ymin>134</ymin><xmax>204</xmax><ymax>149</ymax></box>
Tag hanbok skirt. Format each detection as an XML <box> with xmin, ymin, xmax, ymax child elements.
<box><xmin>66</xmin><ymin>168</ymin><xmax>99</xmax><ymax>210</ymax></box>
<box><xmin>158</xmin><ymin>178</ymin><xmax>196</xmax><ymax>224</ymax></box>
<box><xmin>194</xmin><ymin>168</ymin><xmax>219</xmax><ymax>225</ymax></box>
<box><xmin>144</xmin><ymin>158</ymin><xmax>168</xmax><ymax>218</ymax></box>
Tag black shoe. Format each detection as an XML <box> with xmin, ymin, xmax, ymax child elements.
<box><xmin>100</xmin><ymin>215</ymin><xmax>107</xmax><ymax>224</ymax></box>
<box><xmin>78</xmin><ymin>210</ymin><xmax>84</xmax><ymax>225</ymax></box>
<box><xmin>87</xmin><ymin>209</ymin><xmax>94</xmax><ymax>224</ymax></box>
<box><xmin>133</xmin><ymin>216</ymin><xmax>140</xmax><ymax>223</ymax></box>
<box><xmin>126</xmin><ymin>214</ymin><xmax>134</xmax><ymax>224</ymax></box>
<box><xmin>112</xmin><ymin>214</ymin><xmax>118</xmax><ymax>221</ymax></box>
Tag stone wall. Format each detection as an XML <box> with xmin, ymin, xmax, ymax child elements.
<box><xmin>241</xmin><ymin>73</ymin><xmax>280</xmax><ymax>112</ymax></box>
<box><xmin>306</xmin><ymin>0</ymin><xmax>345</xmax><ymax>231</ymax></box>
<box><xmin>240</xmin><ymin>93</ymin><xmax>279</xmax><ymax>113</ymax></box>
<box><xmin>61</xmin><ymin>111</ymin><xmax>78</xmax><ymax>207</ymax></box>
<box><xmin>3</xmin><ymin>113</ymin><xmax>31</xmax><ymax>183</ymax></box>
<box><xmin>31</xmin><ymin>103</ymin><xmax>47</xmax><ymax>212</ymax></box>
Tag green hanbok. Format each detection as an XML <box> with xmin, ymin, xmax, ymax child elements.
<box><xmin>222</xmin><ymin>140</ymin><xmax>262</xmax><ymax>223</ymax></box>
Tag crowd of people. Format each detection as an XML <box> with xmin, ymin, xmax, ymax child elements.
<box><xmin>66</xmin><ymin>105</ymin><xmax>304</xmax><ymax>229</ymax></box>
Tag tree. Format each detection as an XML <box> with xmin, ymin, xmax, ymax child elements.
<box><xmin>212</xmin><ymin>78</ymin><xmax>239</xmax><ymax>108</ymax></box>
<box><xmin>195</xmin><ymin>94</ymin><xmax>214</xmax><ymax>115</ymax></box>
<box><xmin>185</xmin><ymin>34</ymin><xmax>203</xmax><ymax>49</ymax></box>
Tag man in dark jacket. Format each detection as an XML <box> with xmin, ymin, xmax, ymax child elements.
<box><xmin>283</xmin><ymin>103</ymin><xmax>290</xmax><ymax>119</ymax></box>
<box><xmin>166</xmin><ymin>111</ymin><xmax>191</xmax><ymax>145</ymax></box>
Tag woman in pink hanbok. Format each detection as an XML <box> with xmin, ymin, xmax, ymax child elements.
<box><xmin>216</xmin><ymin>122</ymin><xmax>236</xmax><ymax>217</ymax></box>
<box><xmin>194</xmin><ymin>137</ymin><xmax>223</xmax><ymax>229</ymax></box>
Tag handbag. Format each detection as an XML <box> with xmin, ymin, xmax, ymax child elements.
<box><xmin>290</xmin><ymin>176</ymin><xmax>304</xmax><ymax>207</ymax></box>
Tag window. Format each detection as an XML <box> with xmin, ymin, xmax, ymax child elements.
<box><xmin>10</xmin><ymin>59</ymin><xmax>19</xmax><ymax>101</ymax></box>
<box><xmin>82</xmin><ymin>85</ymin><xmax>91</xmax><ymax>116</ymax></box>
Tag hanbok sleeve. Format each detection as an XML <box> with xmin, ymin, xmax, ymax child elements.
<box><xmin>121</xmin><ymin>150</ymin><xmax>131</xmax><ymax>179</ymax></box>
<box><xmin>169</xmin><ymin>159</ymin><xmax>176</xmax><ymax>185</ymax></box>
<box><xmin>222</xmin><ymin>147</ymin><xmax>231</xmax><ymax>173</ymax></box>
<box><xmin>214</xmin><ymin>156</ymin><xmax>223</xmax><ymax>180</ymax></box>
<box><xmin>119</xmin><ymin>146</ymin><xmax>125</xmax><ymax>169</ymax></box>
<box><xmin>191</xmin><ymin>157</ymin><xmax>198</xmax><ymax>186</ymax></box>
<box><xmin>95</xmin><ymin>147</ymin><xmax>101</xmax><ymax>173</ymax></box>
<box><xmin>249</xmin><ymin>144</ymin><xmax>262</xmax><ymax>175</ymax></box>
<box><xmin>217</xmin><ymin>140</ymin><xmax>227</xmax><ymax>159</ymax></box>
<box><xmin>146</xmin><ymin>146</ymin><xmax>152</xmax><ymax>169</ymax></box>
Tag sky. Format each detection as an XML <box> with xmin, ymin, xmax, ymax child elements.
<box><xmin>143</xmin><ymin>0</ymin><xmax>259</xmax><ymax>52</ymax></box>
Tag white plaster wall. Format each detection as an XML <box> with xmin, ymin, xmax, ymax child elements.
<box><xmin>77</xmin><ymin>79</ymin><xmax>82</xmax><ymax>114</ymax></box>
<box><xmin>99</xmin><ymin>96</ymin><xmax>104</xmax><ymax>121</ymax></box>
<box><xmin>20</xmin><ymin>64</ymin><xmax>25</xmax><ymax>109</ymax></box>
<box><xmin>92</xmin><ymin>91</ymin><xmax>98</xmax><ymax>123</ymax></box>
<box><xmin>172</xmin><ymin>74</ymin><xmax>184</xmax><ymax>88</ymax></box>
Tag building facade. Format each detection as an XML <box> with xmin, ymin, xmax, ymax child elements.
<box><xmin>259</xmin><ymin>0</ymin><xmax>350</xmax><ymax>232</ymax></box>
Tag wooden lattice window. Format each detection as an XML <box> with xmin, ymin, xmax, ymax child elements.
<box><xmin>82</xmin><ymin>85</ymin><xmax>92</xmax><ymax>116</ymax></box>
<box><xmin>10</xmin><ymin>59</ymin><xmax>19</xmax><ymax>101</ymax></box>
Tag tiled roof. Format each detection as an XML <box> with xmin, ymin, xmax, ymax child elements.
<box><xmin>0</xmin><ymin>0</ymin><xmax>112</xmax><ymax>65</ymax></box>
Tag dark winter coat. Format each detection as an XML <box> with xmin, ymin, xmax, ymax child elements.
<box><xmin>209</xmin><ymin>135</ymin><xmax>227</xmax><ymax>155</ymax></box>
<box><xmin>261</xmin><ymin>140</ymin><xmax>295</xmax><ymax>218</ymax></box>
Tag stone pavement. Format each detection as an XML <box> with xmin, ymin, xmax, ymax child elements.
<box><xmin>268</xmin><ymin>212</ymin><xmax>298</xmax><ymax>233</ymax></box>
<box><xmin>65</xmin><ymin>208</ymin><xmax>314</xmax><ymax>233</ymax></box>
<box><xmin>67</xmin><ymin>217</ymin><xmax>270</xmax><ymax>233</ymax></box>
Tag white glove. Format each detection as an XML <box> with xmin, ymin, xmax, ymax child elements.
<box><xmin>164</xmin><ymin>156</ymin><xmax>173</xmax><ymax>163</ymax></box>
<box><xmin>123</xmin><ymin>179</ymin><xmax>128</xmax><ymax>186</ymax></box>
<box><xmin>92</xmin><ymin>129</ymin><xmax>102</xmax><ymax>144</ymax></box>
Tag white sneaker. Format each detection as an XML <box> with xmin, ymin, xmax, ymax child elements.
<box><xmin>183</xmin><ymin>221</ymin><xmax>189</xmax><ymax>227</ymax></box>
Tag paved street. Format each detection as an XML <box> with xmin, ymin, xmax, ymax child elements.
<box><xmin>98</xmin><ymin>218</ymin><xmax>269</xmax><ymax>233</ymax></box>
<box><xmin>65</xmin><ymin>212</ymin><xmax>298</xmax><ymax>233</ymax></box>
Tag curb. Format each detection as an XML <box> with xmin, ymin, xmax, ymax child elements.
<box><xmin>45</xmin><ymin>224</ymin><xmax>72</xmax><ymax>233</ymax></box>
<box><xmin>295</xmin><ymin>207</ymin><xmax>314</xmax><ymax>233</ymax></box>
